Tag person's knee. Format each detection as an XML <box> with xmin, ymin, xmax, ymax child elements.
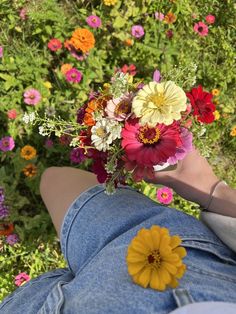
<box><xmin>40</xmin><ymin>167</ymin><xmax>61</xmax><ymax>197</ymax></box>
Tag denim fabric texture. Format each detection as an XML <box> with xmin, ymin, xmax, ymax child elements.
<box><xmin>1</xmin><ymin>185</ymin><xmax>236</xmax><ymax>314</ymax></box>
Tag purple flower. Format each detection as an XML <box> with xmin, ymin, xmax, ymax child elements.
<box><xmin>0</xmin><ymin>46</ymin><xmax>3</xmax><ymax>58</ymax></box>
<box><xmin>6</xmin><ymin>234</ymin><xmax>19</xmax><ymax>246</ymax></box>
<box><xmin>0</xmin><ymin>187</ymin><xmax>4</xmax><ymax>203</ymax></box>
<box><xmin>137</xmin><ymin>83</ymin><xmax>145</xmax><ymax>90</ymax></box>
<box><xmin>131</xmin><ymin>25</ymin><xmax>145</xmax><ymax>38</ymax></box>
<box><xmin>153</xmin><ymin>69</ymin><xmax>162</xmax><ymax>83</ymax></box>
<box><xmin>70</xmin><ymin>148</ymin><xmax>86</xmax><ymax>164</ymax></box>
<box><xmin>44</xmin><ymin>139</ymin><xmax>53</xmax><ymax>148</ymax></box>
<box><xmin>167</xmin><ymin>128</ymin><xmax>193</xmax><ymax>165</ymax></box>
<box><xmin>0</xmin><ymin>204</ymin><xmax>9</xmax><ymax>219</ymax></box>
<box><xmin>77</xmin><ymin>105</ymin><xmax>87</xmax><ymax>124</ymax></box>
<box><xmin>155</xmin><ymin>12</ymin><xmax>164</xmax><ymax>21</ymax></box>
<box><xmin>86</xmin><ymin>15</ymin><xmax>102</xmax><ymax>28</ymax></box>
<box><xmin>0</xmin><ymin>136</ymin><xmax>15</xmax><ymax>152</ymax></box>
<box><xmin>166</xmin><ymin>29</ymin><xmax>174</xmax><ymax>39</ymax></box>
<box><xmin>24</xmin><ymin>88</ymin><xmax>41</xmax><ymax>105</ymax></box>
<box><xmin>65</xmin><ymin>68</ymin><xmax>82</xmax><ymax>83</ymax></box>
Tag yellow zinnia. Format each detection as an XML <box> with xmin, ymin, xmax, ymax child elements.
<box><xmin>211</xmin><ymin>88</ymin><xmax>220</xmax><ymax>96</ymax></box>
<box><xmin>20</xmin><ymin>145</ymin><xmax>37</xmax><ymax>160</ymax></box>
<box><xmin>103</xmin><ymin>0</ymin><xmax>118</xmax><ymax>5</ymax></box>
<box><xmin>230</xmin><ymin>125</ymin><xmax>236</xmax><ymax>137</ymax></box>
<box><xmin>213</xmin><ymin>110</ymin><xmax>220</xmax><ymax>120</ymax></box>
<box><xmin>127</xmin><ymin>225</ymin><xmax>187</xmax><ymax>291</ymax></box>
<box><xmin>132</xmin><ymin>81</ymin><xmax>187</xmax><ymax>126</ymax></box>
<box><xmin>23</xmin><ymin>164</ymin><xmax>37</xmax><ymax>177</ymax></box>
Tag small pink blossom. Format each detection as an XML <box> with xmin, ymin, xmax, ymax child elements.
<box><xmin>156</xmin><ymin>187</ymin><xmax>173</xmax><ymax>205</ymax></box>
<box><xmin>65</xmin><ymin>68</ymin><xmax>82</xmax><ymax>83</ymax></box>
<box><xmin>7</xmin><ymin>109</ymin><xmax>18</xmax><ymax>120</ymax></box>
<box><xmin>19</xmin><ymin>8</ymin><xmax>27</xmax><ymax>20</ymax></box>
<box><xmin>86</xmin><ymin>15</ymin><xmax>102</xmax><ymax>28</ymax></box>
<box><xmin>47</xmin><ymin>38</ymin><xmax>62</xmax><ymax>51</ymax></box>
<box><xmin>205</xmin><ymin>14</ymin><xmax>215</xmax><ymax>24</ymax></box>
<box><xmin>131</xmin><ymin>25</ymin><xmax>145</xmax><ymax>38</ymax></box>
<box><xmin>155</xmin><ymin>12</ymin><xmax>164</xmax><ymax>21</ymax></box>
<box><xmin>105</xmin><ymin>93</ymin><xmax>133</xmax><ymax>121</ymax></box>
<box><xmin>193</xmin><ymin>22</ymin><xmax>208</xmax><ymax>37</ymax></box>
<box><xmin>15</xmin><ymin>272</ymin><xmax>30</xmax><ymax>287</ymax></box>
<box><xmin>184</xmin><ymin>119</ymin><xmax>193</xmax><ymax>129</ymax></box>
<box><xmin>44</xmin><ymin>138</ymin><xmax>54</xmax><ymax>148</ymax></box>
<box><xmin>24</xmin><ymin>89</ymin><xmax>41</xmax><ymax>105</ymax></box>
<box><xmin>0</xmin><ymin>136</ymin><xmax>15</xmax><ymax>152</ymax></box>
<box><xmin>0</xmin><ymin>46</ymin><xmax>3</xmax><ymax>58</ymax></box>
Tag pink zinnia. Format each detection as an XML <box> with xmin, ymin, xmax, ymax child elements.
<box><xmin>0</xmin><ymin>46</ymin><xmax>3</xmax><ymax>58</ymax></box>
<box><xmin>15</xmin><ymin>272</ymin><xmax>30</xmax><ymax>287</ymax></box>
<box><xmin>23</xmin><ymin>88</ymin><xmax>41</xmax><ymax>105</ymax></box>
<box><xmin>131</xmin><ymin>25</ymin><xmax>145</xmax><ymax>38</ymax></box>
<box><xmin>193</xmin><ymin>22</ymin><xmax>208</xmax><ymax>36</ymax></box>
<box><xmin>7</xmin><ymin>109</ymin><xmax>18</xmax><ymax>119</ymax></box>
<box><xmin>121</xmin><ymin>119</ymin><xmax>182</xmax><ymax>167</ymax></box>
<box><xmin>86</xmin><ymin>15</ymin><xmax>102</xmax><ymax>28</ymax></box>
<box><xmin>19</xmin><ymin>8</ymin><xmax>27</xmax><ymax>20</ymax></box>
<box><xmin>0</xmin><ymin>136</ymin><xmax>15</xmax><ymax>152</ymax></box>
<box><xmin>123</xmin><ymin>155</ymin><xmax>155</xmax><ymax>182</ymax></box>
<box><xmin>155</xmin><ymin>12</ymin><xmax>164</xmax><ymax>21</ymax></box>
<box><xmin>157</xmin><ymin>187</ymin><xmax>173</xmax><ymax>205</ymax></box>
<box><xmin>205</xmin><ymin>15</ymin><xmax>215</xmax><ymax>24</ymax></box>
<box><xmin>105</xmin><ymin>93</ymin><xmax>133</xmax><ymax>121</ymax></box>
<box><xmin>65</xmin><ymin>68</ymin><xmax>82</xmax><ymax>83</ymax></box>
<box><xmin>167</xmin><ymin>128</ymin><xmax>193</xmax><ymax>165</ymax></box>
<box><xmin>47</xmin><ymin>38</ymin><xmax>62</xmax><ymax>51</ymax></box>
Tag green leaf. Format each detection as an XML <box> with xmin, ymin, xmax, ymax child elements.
<box><xmin>113</xmin><ymin>16</ymin><xmax>126</xmax><ymax>28</ymax></box>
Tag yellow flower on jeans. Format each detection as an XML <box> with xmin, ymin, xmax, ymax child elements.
<box><xmin>126</xmin><ymin>225</ymin><xmax>187</xmax><ymax>291</ymax></box>
<box><xmin>131</xmin><ymin>81</ymin><xmax>187</xmax><ymax>127</ymax></box>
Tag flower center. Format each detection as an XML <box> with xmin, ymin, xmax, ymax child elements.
<box><xmin>29</xmin><ymin>94</ymin><xmax>35</xmax><ymax>99</ymax></box>
<box><xmin>92</xmin><ymin>18</ymin><xmax>97</xmax><ymax>23</ymax></box>
<box><xmin>115</xmin><ymin>100</ymin><xmax>130</xmax><ymax>115</ymax></box>
<box><xmin>138</xmin><ymin>126</ymin><xmax>160</xmax><ymax>145</ymax></box>
<box><xmin>198</xmin><ymin>26</ymin><xmax>203</xmax><ymax>32</ymax></box>
<box><xmin>149</xmin><ymin>92</ymin><xmax>165</xmax><ymax>107</ymax></box>
<box><xmin>96</xmin><ymin>127</ymin><xmax>106</xmax><ymax>138</ymax></box>
<box><xmin>71</xmin><ymin>73</ymin><xmax>77</xmax><ymax>78</ymax></box>
<box><xmin>148</xmin><ymin>250</ymin><xmax>161</xmax><ymax>268</ymax></box>
<box><xmin>2</xmin><ymin>140</ymin><xmax>9</xmax><ymax>147</ymax></box>
<box><xmin>161</xmin><ymin>192</ymin><xmax>168</xmax><ymax>199</ymax></box>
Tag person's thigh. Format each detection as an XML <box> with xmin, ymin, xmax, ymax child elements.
<box><xmin>40</xmin><ymin>167</ymin><xmax>98</xmax><ymax>237</ymax></box>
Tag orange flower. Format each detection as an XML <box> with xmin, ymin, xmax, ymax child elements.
<box><xmin>70</xmin><ymin>28</ymin><xmax>95</xmax><ymax>53</ymax></box>
<box><xmin>0</xmin><ymin>223</ymin><xmax>14</xmax><ymax>236</ymax></box>
<box><xmin>124</xmin><ymin>38</ymin><xmax>133</xmax><ymax>46</ymax></box>
<box><xmin>61</xmin><ymin>63</ymin><xmax>73</xmax><ymax>75</ymax></box>
<box><xmin>164</xmin><ymin>12</ymin><xmax>177</xmax><ymax>24</ymax></box>
<box><xmin>23</xmin><ymin>164</ymin><xmax>37</xmax><ymax>177</ymax></box>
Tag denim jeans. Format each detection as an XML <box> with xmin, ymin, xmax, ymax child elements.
<box><xmin>1</xmin><ymin>185</ymin><xmax>236</xmax><ymax>314</ymax></box>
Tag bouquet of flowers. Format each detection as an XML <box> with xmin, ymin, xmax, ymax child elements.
<box><xmin>25</xmin><ymin>69</ymin><xmax>216</xmax><ymax>194</ymax></box>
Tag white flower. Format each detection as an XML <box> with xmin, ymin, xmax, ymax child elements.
<box><xmin>38</xmin><ymin>126</ymin><xmax>47</xmax><ymax>136</ymax></box>
<box><xmin>91</xmin><ymin>118</ymin><xmax>122</xmax><ymax>152</ymax></box>
<box><xmin>22</xmin><ymin>112</ymin><xmax>36</xmax><ymax>124</ymax></box>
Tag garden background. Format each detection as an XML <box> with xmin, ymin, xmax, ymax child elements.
<box><xmin>0</xmin><ymin>0</ymin><xmax>235</xmax><ymax>300</ymax></box>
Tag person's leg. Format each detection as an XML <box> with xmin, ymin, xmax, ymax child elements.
<box><xmin>40</xmin><ymin>167</ymin><xmax>98</xmax><ymax>237</ymax></box>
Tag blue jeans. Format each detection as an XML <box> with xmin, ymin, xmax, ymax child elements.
<box><xmin>1</xmin><ymin>185</ymin><xmax>236</xmax><ymax>313</ymax></box>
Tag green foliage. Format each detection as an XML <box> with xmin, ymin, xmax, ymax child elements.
<box><xmin>0</xmin><ymin>0</ymin><xmax>235</xmax><ymax>301</ymax></box>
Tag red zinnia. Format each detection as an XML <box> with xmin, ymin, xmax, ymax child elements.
<box><xmin>121</xmin><ymin>119</ymin><xmax>182</xmax><ymax>167</ymax></box>
<box><xmin>186</xmin><ymin>85</ymin><xmax>215</xmax><ymax>124</ymax></box>
<box><xmin>48</xmin><ymin>38</ymin><xmax>62</xmax><ymax>51</ymax></box>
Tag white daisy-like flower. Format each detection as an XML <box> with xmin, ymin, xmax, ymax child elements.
<box><xmin>22</xmin><ymin>112</ymin><xmax>36</xmax><ymax>124</ymax></box>
<box><xmin>132</xmin><ymin>81</ymin><xmax>187</xmax><ymax>126</ymax></box>
<box><xmin>91</xmin><ymin>118</ymin><xmax>122</xmax><ymax>152</ymax></box>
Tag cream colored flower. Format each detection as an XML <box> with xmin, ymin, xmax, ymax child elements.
<box><xmin>132</xmin><ymin>81</ymin><xmax>187</xmax><ymax>126</ymax></box>
<box><xmin>91</xmin><ymin>118</ymin><xmax>122</xmax><ymax>151</ymax></box>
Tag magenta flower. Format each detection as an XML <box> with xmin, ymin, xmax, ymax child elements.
<box><xmin>205</xmin><ymin>14</ymin><xmax>215</xmax><ymax>24</ymax></box>
<box><xmin>86</xmin><ymin>15</ymin><xmax>102</xmax><ymax>28</ymax></box>
<box><xmin>0</xmin><ymin>136</ymin><xmax>15</xmax><ymax>152</ymax></box>
<box><xmin>0</xmin><ymin>204</ymin><xmax>9</xmax><ymax>219</ymax></box>
<box><xmin>156</xmin><ymin>187</ymin><xmax>173</xmax><ymax>205</ymax></box>
<box><xmin>70</xmin><ymin>147</ymin><xmax>86</xmax><ymax>164</ymax></box>
<box><xmin>0</xmin><ymin>187</ymin><xmax>5</xmax><ymax>203</ymax></box>
<box><xmin>44</xmin><ymin>138</ymin><xmax>54</xmax><ymax>148</ymax></box>
<box><xmin>7</xmin><ymin>109</ymin><xmax>18</xmax><ymax>120</ymax></box>
<box><xmin>167</xmin><ymin>128</ymin><xmax>193</xmax><ymax>165</ymax></box>
<box><xmin>65</xmin><ymin>68</ymin><xmax>82</xmax><ymax>83</ymax></box>
<box><xmin>0</xmin><ymin>46</ymin><xmax>3</xmax><ymax>58</ymax></box>
<box><xmin>153</xmin><ymin>69</ymin><xmax>161</xmax><ymax>83</ymax></box>
<box><xmin>6</xmin><ymin>234</ymin><xmax>19</xmax><ymax>246</ymax></box>
<box><xmin>19</xmin><ymin>8</ymin><xmax>27</xmax><ymax>20</ymax></box>
<box><xmin>131</xmin><ymin>25</ymin><xmax>145</xmax><ymax>38</ymax></box>
<box><xmin>15</xmin><ymin>272</ymin><xmax>30</xmax><ymax>286</ymax></box>
<box><xmin>24</xmin><ymin>88</ymin><xmax>41</xmax><ymax>105</ymax></box>
<box><xmin>193</xmin><ymin>22</ymin><xmax>208</xmax><ymax>37</ymax></box>
<box><xmin>47</xmin><ymin>38</ymin><xmax>62</xmax><ymax>52</ymax></box>
<box><xmin>155</xmin><ymin>12</ymin><xmax>164</xmax><ymax>21</ymax></box>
